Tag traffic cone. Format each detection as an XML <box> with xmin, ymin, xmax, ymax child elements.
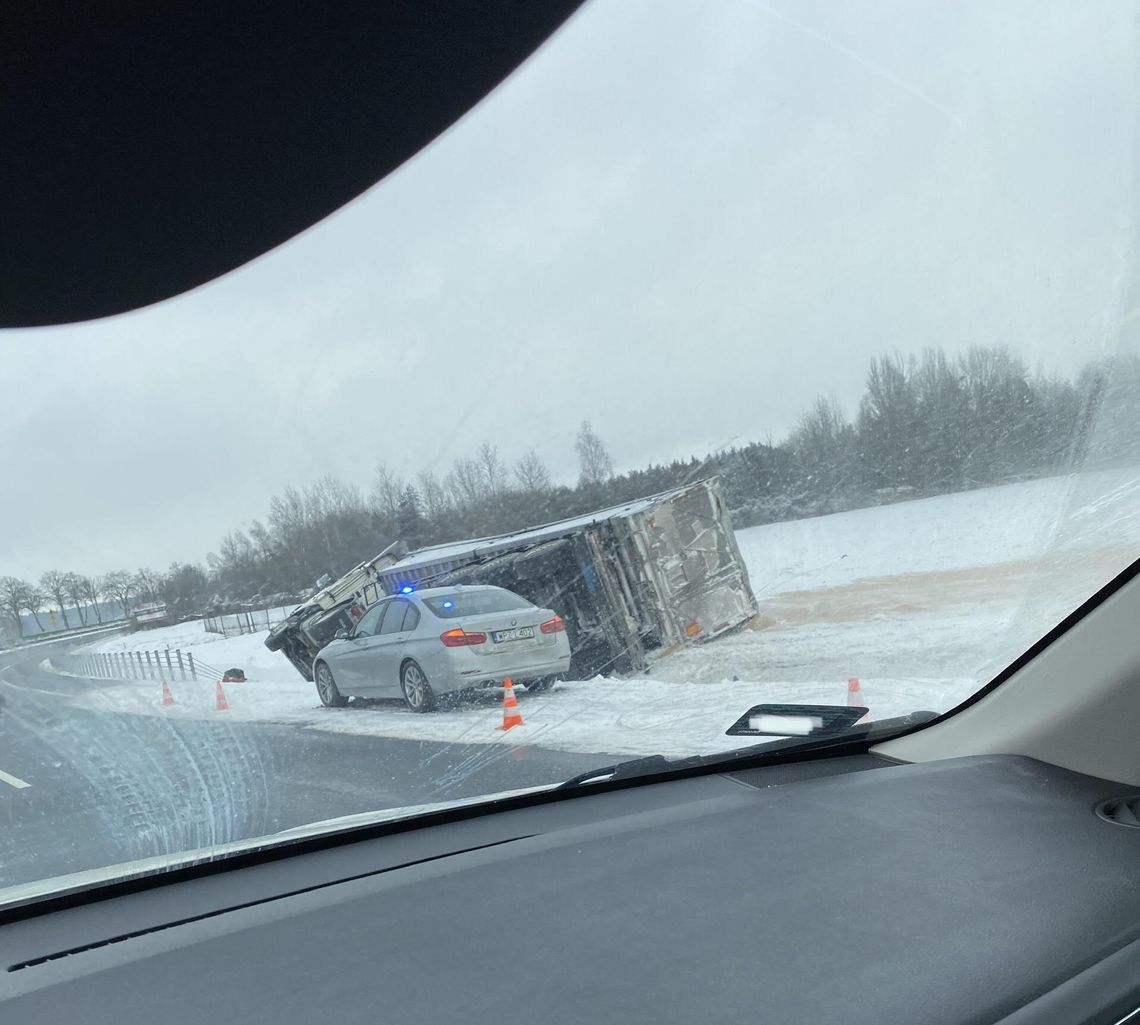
<box><xmin>215</xmin><ymin>679</ymin><xmax>230</xmax><ymax>712</ymax></box>
<box><xmin>847</xmin><ymin>677</ymin><xmax>870</xmax><ymax>723</ymax></box>
<box><xmin>161</xmin><ymin>678</ymin><xmax>175</xmax><ymax>706</ymax></box>
<box><xmin>497</xmin><ymin>677</ymin><xmax>524</xmax><ymax>731</ymax></box>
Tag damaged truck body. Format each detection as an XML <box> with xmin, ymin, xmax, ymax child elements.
<box><xmin>266</xmin><ymin>477</ymin><xmax>757</xmax><ymax>682</ymax></box>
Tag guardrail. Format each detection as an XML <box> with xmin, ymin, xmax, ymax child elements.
<box><xmin>51</xmin><ymin>648</ymin><xmax>223</xmax><ymax>682</ymax></box>
<box><xmin>203</xmin><ymin>605</ymin><xmax>294</xmax><ymax>638</ymax></box>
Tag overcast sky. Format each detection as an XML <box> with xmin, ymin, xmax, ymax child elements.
<box><xmin>2</xmin><ymin>0</ymin><xmax>1138</xmax><ymax>579</ymax></box>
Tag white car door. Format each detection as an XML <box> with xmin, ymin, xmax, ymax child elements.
<box><xmin>334</xmin><ymin>601</ymin><xmax>388</xmax><ymax>694</ymax></box>
<box><xmin>369</xmin><ymin>599</ymin><xmax>419</xmax><ymax>695</ymax></box>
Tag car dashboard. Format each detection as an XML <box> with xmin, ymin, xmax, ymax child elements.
<box><xmin>2</xmin><ymin>752</ymin><xmax>1139</xmax><ymax>1024</ymax></box>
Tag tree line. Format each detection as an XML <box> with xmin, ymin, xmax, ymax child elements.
<box><xmin>4</xmin><ymin>345</ymin><xmax>1137</xmax><ymax>636</ymax></box>
<box><xmin>0</xmin><ymin>568</ymin><xmax>162</xmax><ymax>639</ymax></box>
<box><xmin>719</xmin><ymin>346</ymin><xmax>1127</xmax><ymax>527</ymax></box>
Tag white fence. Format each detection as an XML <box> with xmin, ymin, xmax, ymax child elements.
<box><xmin>52</xmin><ymin>648</ymin><xmax>221</xmax><ymax>682</ymax></box>
<box><xmin>202</xmin><ymin>604</ymin><xmax>295</xmax><ymax>638</ymax></box>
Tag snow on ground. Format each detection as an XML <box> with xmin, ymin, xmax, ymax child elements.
<box><xmin>735</xmin><ymin>466</ymin><xmax>1140</xmax><ymax>596</ymax></box>
<box><xmin>85</xmin><ymin>618</ymin><xmax>289</xmax><ymax>681</ymax></box>
<box><xmin>68</xmin><ymin>466</ymin><xmax>1140</xmax><ymax>759</ymax></box>
<box><xmin>64</xmin><ymin>672</ymin><xmax>970</xmax><ymax>759</ymax></box>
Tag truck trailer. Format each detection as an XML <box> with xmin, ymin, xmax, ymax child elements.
<box><xmin>266</xmin><ymin>477</ymin><xmax>757</xmax><ymax>682</ymax></box>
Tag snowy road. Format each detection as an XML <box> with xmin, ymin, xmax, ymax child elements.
<box><xmin>0</xmin><ymin>648</ymin><xmax>618</xmax><ymax>892</ymax></box>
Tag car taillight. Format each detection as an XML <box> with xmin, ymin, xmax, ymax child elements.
<box><xmin>540</xmin><ymin>615</ymin><xmax>565</xmax><ymax>634</ymax></box>
<box><xmin>440</xmin><ymin>629</ymin><xmax>487</xmax><ymax>647</ymax></box>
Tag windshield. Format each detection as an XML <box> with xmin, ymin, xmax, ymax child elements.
<box><xmin>422</xmin><ymin>591</ymin><xmax>534</xmax><ymax>619</ymax></box>
<box><xmin>3</xmin><ymin>0</ymin><xmax>1140</xmax><ymax>901</ymax></box>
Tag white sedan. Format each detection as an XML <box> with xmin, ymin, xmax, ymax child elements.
<box><xmin>312</xmin><ymin>585</ymin><xmax>572</xmax><ymax>712</ymax></box>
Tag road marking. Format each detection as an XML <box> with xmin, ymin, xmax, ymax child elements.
<box><xmin>0</xmin><ymin>769</ymin><xmax>31</xmax><ymax>790</ymax></box>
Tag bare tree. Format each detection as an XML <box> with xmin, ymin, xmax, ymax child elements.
<box><xmin>575</xmin><ymin>421</ymin><xmax>614</xmax><ymax>487</ymax></box>
<box><xmin>209</xmin><ymin>532</ymin><xmax>262</xmax><ymax>600</ymax></box>
<box><xmin>20</xmin><ymin>584</ymin><xmax>46</xmax><ymax>633</ymax></box>
<box><xmin>63</xmin><ymin>572</ymin><xmax>89</xmax><ymax>626</ymax></box>
<box><xmin>247</xmin><ymin>520</ymin><xmax>276</xmax><ymax>562</ymax></box>
<box><xmin>39</xmin><ymin>570</ymin><xmax>71</xmax><ymax>631</ymax></box>
<box><xmin>514</xmin><ymin>450</ymin><xmax>553</xmax><ymax>493</ymax></box>
<box><xmin>134</xmin><ymin>567</ymin><xmax>161</xmax><ymax>602</ymax></box>
<box><xmin>478</xmin><ymin>442</ymin><xmax>506</xmax><ymax>497</ymax></box>
<box><xmin>0</xmin><ymin>577</ymin><xmax>28</xmax><ymax>637</ymax></box>
<box><xmin>417</xmin><ymin>471</ymin><xmax>450</xmax><ymax>521</ymax></box>
<box><xmin>78</xmin><ymin>575</ymin><xmax>104</xmax><ymax>623</ymax></box>
<box><xmin>369</xmin><ymin>463</ymin><xmax>405</xmax><ymax>521</ymax></box>
<box><xmin>446</xmin><ymin>457</ymin><xmax>485</xmax><ymax>507</ymax></box>
<box><xmin>102</xmin><ymin>571</ymin><xmax>135</xmax><ymax>619</ymax></box>
<box><xmin>787</xmin><ymin>396</ymin><xmax>857</xmax><ymax>508</ymax></box>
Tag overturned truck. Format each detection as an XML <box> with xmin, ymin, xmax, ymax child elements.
<box><xmin>266</xmin><ymin>477</ymin><xmax>757</xmax><ymax>681</ymax></box>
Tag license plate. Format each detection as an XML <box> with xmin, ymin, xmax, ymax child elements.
<box><xmin>492</xmin><ymin>627</ymin><xmax>535</xmax><ymax>643</ymax></box>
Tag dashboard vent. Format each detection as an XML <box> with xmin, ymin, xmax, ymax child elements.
<box><xmin>1095</xmin><ymin>796</ymin><xmax>1140</xmax><ymax>827</ymax></box>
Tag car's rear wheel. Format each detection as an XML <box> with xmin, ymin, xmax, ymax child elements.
<box><xmin>400</xmin><ymin>660</ymin><xmax>437</xmax><ymax>713</ymax></box>
<box><xmin>526</xmin><ymin>676</ymin><xmax>561</xmax><ymax>693</ymax></box>
<box><xmin>315</xmin><ymin>662</ymin><xmax>348</xmax><ymax>708</ymax></box>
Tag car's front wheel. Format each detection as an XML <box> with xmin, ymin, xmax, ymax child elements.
<box><xmin>315</xmin><ymin>662</ymin><xmax>348</xmax><ymax>708</ymax></box>
<box><xmin>400</xmin><ymin>660</ymin><xmax>437</xmax><ymax>713</ymax></box>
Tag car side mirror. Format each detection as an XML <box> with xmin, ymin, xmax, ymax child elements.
<box><xmin>335</xmin><ymin>627</ymin><xmax>350</xmax><ymax>640</ymax></box>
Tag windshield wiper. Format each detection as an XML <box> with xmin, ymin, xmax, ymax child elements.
<box><xmin>557</xmin><ymin>754</ymin><xmax>700</xmax><ymax>789</ymax></box>
<box><xmin>556</xmin><ymin>711</ymin><xmax>939</xmax><ymax>790</ymax></box>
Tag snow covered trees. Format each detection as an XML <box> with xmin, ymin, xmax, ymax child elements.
<box><xmin>717</xmin><ymin>345</ymin><xmax>1116</xmax><ymax>527</ymax></box>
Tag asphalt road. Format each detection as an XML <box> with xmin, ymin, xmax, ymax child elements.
<box><xmin>0</xmin><ymin>641</ymin><xmax>617</xmax><ymax>893</ymax></box>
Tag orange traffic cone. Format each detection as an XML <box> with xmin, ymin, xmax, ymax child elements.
<box><xmin>161</xmin><ymin>678</ymin><xmax>176</xmax><ymax>706</ymax></box>
<box><xmin>497</xmin><ymin>677</ymin><xmax>524</xmax><ymax>731</ymax></box>
<box><xmin>847</xmin><ymin>677</ymin><xmax>870</xmax><ymax>723</ymax></box>
<box><xmin>215</xmin><ymin>679</ymin><xmax>230</xmax><ymax>712</ymax></box>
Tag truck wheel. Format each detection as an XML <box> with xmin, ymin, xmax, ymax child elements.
<box><xmin>314</xmin><ymin>662</ymin><xmax>348</xmax><ymax>708</ymax></box>
<box><xmin>400</xmin><ymin>661</ymin><xmax>436</xmax><ymax>713</ymax></box>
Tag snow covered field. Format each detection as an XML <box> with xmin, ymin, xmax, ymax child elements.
<box><xmin>737</xmin><ymin>469</ymin><xmax>1140</xmax><ymax>595</ymax></box>
<box><xmin>67</xmin><ymin>467</ymin><xmax>1140</xmax><ymax>759</ymax></box>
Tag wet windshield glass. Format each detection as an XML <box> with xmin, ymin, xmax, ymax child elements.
<box><xmin>2</xmin><ymin>0</ymin><xmax>1140</xmax><ymax>899</ymax></box>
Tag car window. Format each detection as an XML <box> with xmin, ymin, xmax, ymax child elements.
<box><xmin>353</xmin><ymin>604</ymin><xmax>384</xmax><ymax>637</ymax></box>
<box><xmin>379</xmin><ymin>599</ymin><xmax>411</xmax><ymax>634</ymax></box>
<box><xmin>403</xmin><ymin>604</ymin><xmax>420</xmax><ymax>632</ymax></box>
<box><xmin>423</xmin><ymin>590</ymin><xmax>534</xmax><ymax>619</ymax></box>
